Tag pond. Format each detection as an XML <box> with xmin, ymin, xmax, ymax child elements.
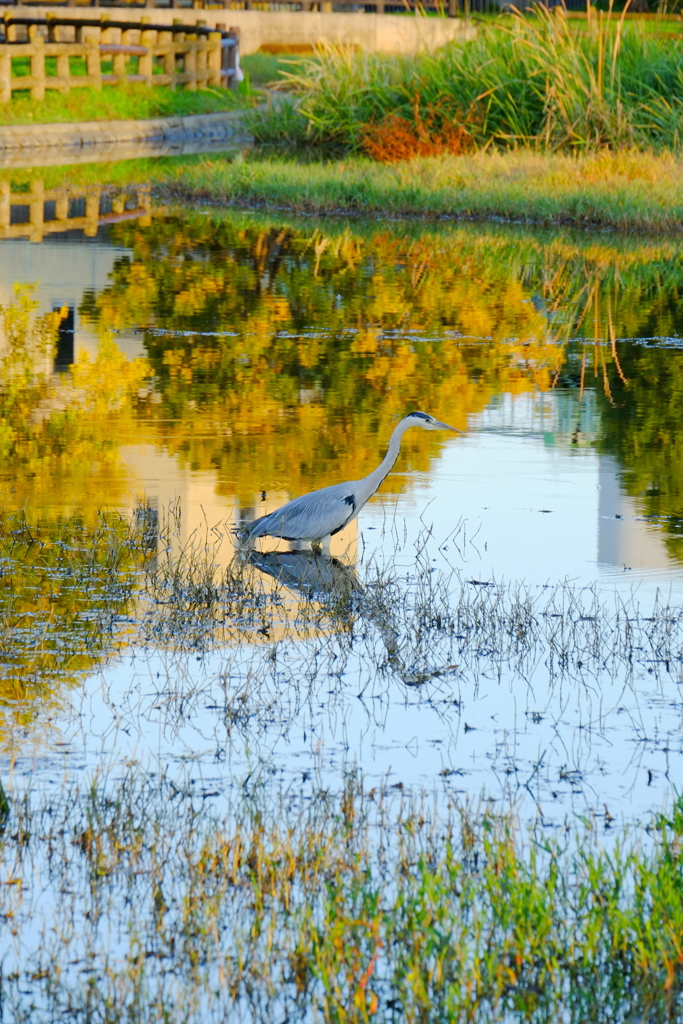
<box><xmin>4</xmin><ymin>160</ymin><xmax>683</xmax><ymax>1021</ymax></box>
<box><xmin>2</xmin><ymin>167</ymin><xmax>683</xmax><ymax>837</ymax></box>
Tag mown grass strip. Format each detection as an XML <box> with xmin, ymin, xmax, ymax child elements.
<box><xmin>0</xmin><ymin>81</ymin><xmax>253</xmax><ymax>125</ymax></box>
<box><xmin>160</xmin><ymin>149</ymin><xmax>683</xmax><ymax>231</ymax></box>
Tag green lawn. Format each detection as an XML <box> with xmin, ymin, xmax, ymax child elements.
<box><xmin>0</xmin><ymin>80</ymin><xmax>255</xmax><ymax>125</ymax></box>
<box><xmin>0</xmin><ymin>51</ymin><xmax>306</xmax><ymax>125</ymax></box>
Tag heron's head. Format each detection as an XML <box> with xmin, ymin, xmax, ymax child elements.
<box><xmin>405</xmin><ymin>411</ymin><xmax>462</xmax><ymax>434</ymax></box>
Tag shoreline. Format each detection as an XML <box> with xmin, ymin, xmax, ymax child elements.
<box><xmin>157</xmin><ymin>148</ymin><xmax>683</xmax><ymax>234</ymax></box>
<box><xmin>1</xmin><ymin>125</ymin><xmax>682</xmax><ymax>234</ymax></box>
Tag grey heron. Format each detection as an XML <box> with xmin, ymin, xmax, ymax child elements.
<box><xmin>239</xmin><ymin>411</ymin><xmax>461</xmax><ymax>550</ymax></box>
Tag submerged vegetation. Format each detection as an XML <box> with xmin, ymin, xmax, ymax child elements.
<box><xmin>0</xmin><ymin>495</ymin><xmax>683</xmax><ymax>1019</ymax></box>
<box><xmin>4</xmin><ymin>767</ymin><xmax>683</xmax><ymax>1023</ymax></box>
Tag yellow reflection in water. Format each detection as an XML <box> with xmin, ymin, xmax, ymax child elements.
<box><xmin>3</xmin><ymin>211</ymin><xmax>683</xmax><ymax>556</ymax></box>
<box><xmin>1</xmin><ymin>210</ymin><xmax>683</xmax><ymax>737</ymax></box>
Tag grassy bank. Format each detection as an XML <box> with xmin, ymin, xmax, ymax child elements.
<box><xmin>159</xmin><ymin>149</ymin><xmax>683</xmax><ymax>231</ymax></box>
<box><xmin>0</xmin><ymin>80</ymin><xmax>255</xmax><ymax>125</ymax></box>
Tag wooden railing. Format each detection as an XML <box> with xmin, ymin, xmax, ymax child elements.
<box><xmin>0</xmin><ymin>0</ymin><xmax>468</xmax><ymax>10</ymax></box>
<box><xmin>0</xmin><ymin>180</ymin><xmax>153</xmax><ymax>241</ymax></box>
<box><xmin>0</xmin><ymin>16</ymin><xmax>239</xmax><ymax>98</ymax></box>
<box><xmin>0</xmin><ymin>0</ymin><xmax>593</xmax><ymax>12</ymax></box>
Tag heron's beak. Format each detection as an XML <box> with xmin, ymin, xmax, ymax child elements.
<box><xmin>434</xmin><ymin>418</ymin><xmax>464</xmax><ymax>434</ymax></box>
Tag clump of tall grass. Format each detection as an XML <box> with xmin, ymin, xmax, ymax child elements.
<box><xmin>251</xmin><ymin>8</ymin><xmax>683</xmax><ymax>154</ymax></box>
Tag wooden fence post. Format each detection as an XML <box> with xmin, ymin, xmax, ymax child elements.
<box><xmin>139</xmin><ymin>28</ymin><xmax>155</xmax><ymax>85</ymax></box>
<box><xmin>113</xmin><ymin>28</ymin><xmax>127</xmax><ymax>81</ymax></box>
<box><xmin>184</xmin><ymin>34</ymin><xmax>197</xmax><ymax>90</ymax></box>
<box><xmin>29</xmin><ymin>32</ymin><xmax>46</xmax><ymax>101</ymax></box>
<box><xmin>207</xmin><ymin>30</ymin><xmax>221</xmax><ymax>87</ymax></box>
<box><xmin>5</xmin><ymin>12</ymin><xmax>17</xmax><ymax>43</ymax></box>
<box><xmin>56</xmin><ymin>46</ymin><xmax>69</xmax><ymax>90</ymax></box>
<box><xmin>86</xmin><ymin>35</ymin><xmax>102</xmax><ymax>90</ymax></box>
<box><xmin>196</xmin><ymin>33</ymin><xmax>208</xmax><ymax>88</ymax></box>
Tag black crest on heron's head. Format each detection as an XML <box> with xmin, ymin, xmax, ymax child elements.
<box><xmin>408</xmin><ymin>411</ymin><xmax>431</xmax><ymax>422</ymax></box>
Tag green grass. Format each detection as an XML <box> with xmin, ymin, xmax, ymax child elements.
<box><xmin>0</xmin><ymin>81</ymin><xmax>253</xmax><ymax>125</ymax></box>
<box><xmin>4</xmin><ymin>765</ymin><xmax>683</xmax><ymax>1022</ymax></box>
<box><xmin>241</xmin><ymin>50</ymin><xmax>314</xmax><ymax>88</ymax></box>
<box><xmin>250</xmin><ymin>8</ymin><xmax>683</xmax><ymax>152</ymax></box>
<box><xmin>0</xmin><ymin>51</ymin><xmax>299</xmax><ymax>125</ymax></box>
<box><xmin>159</xmin><ymin>148</ymin><xmax>683</xmax><ymax>231</ymax></box>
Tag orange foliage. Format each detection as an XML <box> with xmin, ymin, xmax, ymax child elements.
<box><xmin>360</xmin><ymin>99</ymin><xmax>477</xmax><ymax>164</ymax></box>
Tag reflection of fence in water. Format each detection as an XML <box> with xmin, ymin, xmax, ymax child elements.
<box><xmin>0</xmin><ymin>180</ymin><xmax>152</xmax><ymax>241</ymax></box>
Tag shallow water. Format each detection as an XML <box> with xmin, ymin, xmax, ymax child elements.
<box><xmin>2</xmin><ymin>169</ymin><xmax>683</xmax><ymax>837</ymax></box>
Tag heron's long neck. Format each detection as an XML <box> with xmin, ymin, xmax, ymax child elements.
<box><xmin>358</xmin><ymin>420</ymin><xmax>411</xmax><ymax>502</ymax></box>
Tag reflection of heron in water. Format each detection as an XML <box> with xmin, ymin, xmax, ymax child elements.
<box><xmin>246</xmin><ymin>549</ymin><xmax>361</xmax><ymax>604</ymax></box>
<box><xmin>245</xmin><ymin>549</ymin><xmax>456</xmax><ymax>687</ymax></box>
<box><xmin>239</xmin><ymin>411</ymin><xmax>460</xmax><ymax>552</ymax></box>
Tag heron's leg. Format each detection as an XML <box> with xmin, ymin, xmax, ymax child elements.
<box><xmin>290</xmin><ymin>540</ymin><xmax>314</xmax><ymax>552</ymax></box>
<box><xmin>319</xmin><ymin>535</ymin><xmax>332</xmax><ymax>555</ymax></box>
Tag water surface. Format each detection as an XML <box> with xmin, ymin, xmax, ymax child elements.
<box><xmin>2</xmin><ymin>172</ymin><xmax>683</xmax><ymax>837</ymax></box>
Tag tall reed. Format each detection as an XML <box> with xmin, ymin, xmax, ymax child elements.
<box><xmin>251</xmin><ymin>8</ymin><xmax>683</xmax><ymax>153</ymax></box>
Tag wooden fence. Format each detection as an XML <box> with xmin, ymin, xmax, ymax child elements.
<box><xmin>0</xmin><ymin>180</ymin><xmax>153</xmax><ymax>241</ymax></box>
<box><xmin>0</xmin><ymin>0</ymin><xmax>469</xmax><ymax>12</ymax></box>
<box><xmin>0</xmin><ymin>0</ymin><xmax>607</xmax><ymax>12</ymax></box>
<box><xmin>0</xmin><ymin>16</ymin><xmax>239</xmax><ymax>99</ymax></box>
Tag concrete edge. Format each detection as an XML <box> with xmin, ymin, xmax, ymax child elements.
<box><xmin>0</xmin><ymin>110</ymin><xmax>251</xmax><ymax>151</ymax></box>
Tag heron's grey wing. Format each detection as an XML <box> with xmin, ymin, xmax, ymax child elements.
<box><xmin>245</xmin><ymin>482</ymin><xmax>358</xmax><ymax>541</ymax></box>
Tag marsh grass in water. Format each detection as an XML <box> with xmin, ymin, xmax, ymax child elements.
<box><xmin>3</xmin><ymin>767</ymin><xmax>683</xmax><ymax>1022</ymax></box>
<box><xmin>0</xmin><ymin>507</ymin><xmax>682</xmax><ymax>1017</ymax></box>
<box><xmin>3</xmin><ymin>501</ymin><xmax>682</xmax><ymax>775</ymax></box>
<box><xmin>0</xmin><ymin>510</ymin><xmax>148</xmax><ymax>695</ymax></box>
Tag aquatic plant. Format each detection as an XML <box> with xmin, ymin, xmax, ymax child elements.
<box><xmin>3</xmin><ymin>767</ymin><xmax>683</xmax><ymax>1022</ymax></box>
